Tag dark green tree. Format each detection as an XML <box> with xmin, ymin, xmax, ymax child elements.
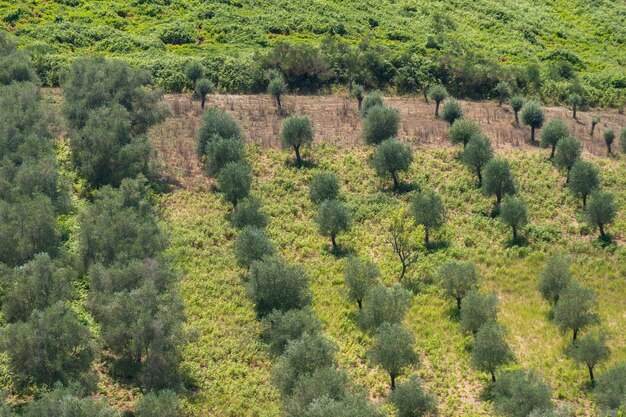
<box><xmin>281</xmin><ymin>115</ymin><xmax>314</xmax><ymax>165</ymax></box>
<box><xmin>194</xmin><ymin>78</ymin><xmax>214</xmax><ymax>109</ymax></box>
<box><xmin>234</xmin><ymin>226</ymin><xmax>275</xmax><ymax>269</ymax></box>
<box><xmin>428</xmin><ymin>85</ymin><xmax>448</xmax><ymax>118</ymax></box>
<box><xmin>361</xmin><ymin>91</ymin><xmax>384</xmax><ymax>117</ymax></box>
<box><xmin>521</xmin><ymin>101</ymin><xmax>545</xmax><ymax>144</ymax></box>
<box><xmin>540</xmin><ymin>119</ymin><xmax>569</xmax><ymax>159</ymax></box>
<box><xmin>593</xmin><ymin>363</ymin><xmax>626</xmax><ymax>413</ymax></box>
<box><xmin>362</xmin><ymin>105</ymin><xmax>400</xmax><ymax>145</ymax></box>
<box><xmin>568</xmin><ymin>160</ymin><xmax>599</xmax><ymax>208</ymax></box>
<box><xmin>344</xmin><ymin>256</ymin><xmax>380</xmax><ymax>309</ymax></box>
<box><xmin>316</xmin><ymin>199</ymin><xmax>351</xmax><ymax>251</ymax></box>
<box><xmin>500</xmin><ymin>196</ymin><xmax>528</xmax><ymax>240</ymax></box>
<box><xmin>569</xmin><ymin>93</ymin><xmax>582</xmax><ymax>119</ymax></box>
<box><xmin>449</xmin><ymin>119</ymin><xmax>480</xmax><ymax>148</ymax></box>
<box><xmin>231</xmin><ymin>196</ymin><xmax>268</xmax><ymax>229</ymax></box>
<box><xmin>371</xmin><ymin>138</ymin><xmax>413</xmax><ymax>189</ymax></box>
<box><xmin>352</xmin><ymin>83</ymin><xmax>365</xmax><ymax>111</ymax></box>
<box><xmin>267</xmin><ymin>70</ymin><xmax>287</xmax><ymax>111</ymax></box>
<box><xmin>441</xmin><ymin>99</ymin><xmax>463</xmax><ymax>125</ymax></box>
<box><xmin>438</xmin><ymin>260</ymin><xmax>479</xmax><ymax>311</ymax></box>
<box><xmin>217</xmin><ymin>161</ymin><xmax>252</xmax><ymax>207</ymax></box>
<box><xmin>603</xmin><ymin>129</ymin><xmax>615</xmax><ymax>156</ymax></box>
<box><xmin>136</xmin><ymin>390</ymin><xmax>179</xmax><ymax>417</ymax></box>
<box><xmin>460</xmin><ymin>291</ymin><xmax>498</xmax><ymax>337</ymax></box>
<box><xmin>554</xmin><ymin>136</ymin><xmax>581</xmax><ymax>183</ymax></box>
<box><xmin>248</xmin><ymin>256</ymin><xmax>312</xmax><ymax>317</ymax></box>
<box><xmin>411</xmin><ymin>188</ymin><xmax>446</xmax><ymax>246</ymax></box>
<box><xmin>585</xmin><ymin>189</ymin><xmax>616</xmax><ymax>238</ymax></box>
<box><xmin>204</xmin><ymin>135</ymin><xmax>245</xmax><ymax>177</ymax></box>
<box><xmin>538</xmin><ymin>254</ymin><xmax>572</xmax><ymax>306</ymax></box>
<box><xmin>470</xmin><ymin>322</ymin><xmax>514</xmax><ymax>382</ymax></box>
<box><xmin>309</xmin><ymin>171</ymin><xmax>340</xmax><ymax>204</ymax></box>
<box><xmin>196</xmin><ymin>108</ymin><xmax>242</xmax><ymax>157</ymax></box>
<box><xmin>389</xmin><ymin>375</ymin><xmax>437</xmax><ymax>417</ymax></box>
<box><xmin>461</xmin><ymin>134</ymin><xmax>494</xmax><ymax>185</ymax></box>
<box><xmin>590</xmin><ymin>116</ymin><xmax>600</xmax><ymax>137</ymax></box>
<box><xmin>483</xmin><ymin>159</ymin><xmax>516</xmax><ymax>209</ymax></box>
<box><xmin>493</xmin><ymin>370</ymin><xmax>554</xmax><ymax>417</ymax></box>
<box><xmin>368</xmin><ymin>323</ymin><xmax>418</xmax><ymax>390</ymax></box>
<box><xmin>360</xmin><ymin>284</ymin><xmax>412</xmax><ymax>330</ymax></box>
<box><xmin>553</xmin><ymin>282</ymin><xmax>600</xmax><ymax>341</ymax></box>
<box><xmin>261</xmin><ymin>308</ymin><xmax>322</xmax><ymax>356</ymax></box>
<box><xmin>566</xmin><ymin>331</ymin><xmax>610</xmax><ymax>385</ymax></box>
<box><xmin>494</xmin><ymin>81</ymin><xmax>511</xmax><ymax>106</ymax></box>
<box><xmin>509</xmin><ymin>96</ymin><xmax>524</xmax><ymax>127</ymax></box>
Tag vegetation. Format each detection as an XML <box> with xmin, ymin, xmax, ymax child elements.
<box><xmin>368</xmin><ymin>323</ymin><xmax>418</xmax><ymax>390</ymax></box>
<box><xmin>538</xmin><ymin>254</ymin><xmax>572</xmax><ymax>306</ymax></box>
<box><xmin>500</xmin><ymin>196</ymin><xmax>528</xmax><ymax>241</ymax></box>
<box><xmin>566</xmin><ymin>331</ymin><xmax>610</xmax><ymax>385</ymax></box>
<box><xmin>554</xmin><ymin>136</ymin><xmax>581</xmax><ymax>183</ymax></box>
<box><xmin>460</xmin><ymin>291</ymin><xmax>498</xmax><ymax>337</ymax></box>
<box><xmin>553</xmin><ymin>282</ymin><xmax>600</xmax><ymax>341</ymax></box>
<box><xmin>449</xmin><ymin>119</ymin><xmax>480</xmax><ymax>148</ymax></box>
<box><xmin>362</xmin><ymin>105</ymin><xmax>400</xmax><ymax>145</ymax></box>
<box><xmin>371</xmin><ymin>138</ymin><xmax>413</xmax><ymax>189</ymax></box>
<box><xmin>509</xmin><ymin>96</ymin><xmax>524</xmax><ymax>127</ymax></box>
<box><xmin>316</xmin><ymin>199</ymin><xmax>351</xmax><ymax>251</ymax></box>
<box><xmin>603</xmin><ymin>129</ymin><xmax>615</xmax><ymax>156</ymax></box>
<box><xmin>470</xmin><ymin>322</ymin><xmax>513</xmax><ymax>382</ymax></box>
<box><xmin>568</xmin><ymin>160</ymin><xmax>599</xmax><ymax>208</ymax></box>
<box><xmin>411</xmin><ymin>188</ymin><xmax>446</xmax><ymax>246</ymax></box>
<box><xmin>540</xmin><ymin>119</ymin><xmax>569</xmax><ymax>159</ymax></box>
<box><xmin>389</xmin><ymin>375</ymin><xmax>437</xmax><ymax>417</ymax></box>
<box><xmin>483</xmin><ymin>158</ymin><xmax>516</xmax><ymax>210</ymax></box>
<box><xmin>521</xmin><ymin>101</ymin><xmax>545</xmax><ymax>144</ymax></box>
<box><xmin>344</xmin><ymin>256</ymin><xmax>380</xmax><ymax>309</ymax></box>
<box><xmin>461</xmin><ymin>134</ymin><xmax>494</xmax><ymax>185</ymax></box>
<box><xmin>492</xmin><ymin>370</ymin><xmax>554</xmax><ymax>417</ymax></box>
<box><xmin>428</xmin><ymin>85</ymin><xmax>448</xmax><ymax>118</ymax></box>
<box><xmin>309</xmin><ymin>171</ymin><xmax>340</xmax><ymax>204</ymax></box>
<box><xmin>281</xmin><ymin>115</ymin><xmax>314</xmax><ymax>165</ymax></box>
<box><xmin>585</xmin><ymin>189</ymin><xmax>617</xmax><ymax>239</ymax></box>
<box><xmin>439</xmin><ymin>260</ymin><xmax>479</xmax><ymax>311</ymax></box>
<box><xmin>441</xmin><ymin>99</ymin><xmax>463</xmax><ymax>126</ymax></box>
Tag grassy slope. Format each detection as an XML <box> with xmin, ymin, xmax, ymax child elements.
<box><xmin>161</xmin><ymin>140</ymin><xmax>625</xmax><ymax>416</ymax></box>
<box><xmin>2</xmin><ymin>0</ymin><xmax>625</xmax><ymax>79</ymax></box>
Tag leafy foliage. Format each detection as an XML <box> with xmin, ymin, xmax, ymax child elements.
<box><xmin>438</xmin><ymin>260</ymin><xmax>479</xmax><ymax>311</ymax></box>
<box><xmin>362</xmin><ymin>105</ymin><xmax>400</xmax><ymax>145</ymax></box>
<box><xmin>470</xmin><ymin>322</ymin><xmax>513</xmax><ymax>382</ymax></box>
<box><xmin>449</xmin><ymin>119</ymin><xmax>480</xmax><ymax>147</ymax></box>
<box><xmin>344</xmin><ymin>256</ymin><xmax>380</xmax><ymax>309</ymax></box>
<box><xmin>281</xmin><ymin>115</ymin><xmax>314</xmax><ymax>164</ymax></box>
<box><xmin>538</xmin><ymin>254</ymin><xmax>572</xmax><ymax>306</ymax></box>
<box><xmin>493</xmin><ymin>370</ymin><xmax>554</xmax><ymax>417</ymax></box>
<box><xmin>389</xmin><ymin>375</ymin><xmax>437</xmax><ymax>417</ymax></box>
<box><xmin>309</xmin><ymin>171</ymin><xmax>340</xmax><ymax>205</ymax></box>
<box><xmin>411</xmin><ymin>188</ymin><xmax>446</xmax><ymax>245</ymax></box>
<box><xmin>368</xmin><ymin>323</ymin><xmax>418</xmax><ymax>389</ymax></box>
<box><xmin>553</xmin><ymin>282</ymin><xmax>600</xmax><ymax>341</ymax></box>
<box><xmin>371</xmin><ymin>138</ymin><xmax>413</xmax><ymax>189</ymax></box>
<box><xmin>360</xmin><ymin>284</ymin><xmax>412</xmax><ymax>330</ymax></box>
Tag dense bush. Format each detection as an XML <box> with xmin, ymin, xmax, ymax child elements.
<box><xmin>22</xmin><ymin>384</ymin><xmax>118</xmax><ymax>417</ymax></box>
<box><xmin>361</xmin><ymin>91</ymin><xmax>384</xmax><ymax>117</ymax></box>
<box><xmin>362</xmin><ymin>105</ymin><xmax>400</xmax><ymax>145</ymax></box>
<box><xmin>196</xmin><ymin>108</ymin><xmax>243</xmax><ymax>157</ymax></box>
<box><xmin>441</xmin><ymin>99</ymin><xmax>463</xmax><ymax>125</ymax></box>
<box><xmin>135</xmin><ymin>390</ymin><xmax>180</xmax><ymax>417</ymax></box>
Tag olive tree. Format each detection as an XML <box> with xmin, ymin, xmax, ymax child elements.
<box><xmin>315</xmin><ymin>199</ymin><xmax>351</xmax><ymax>252</ymax></box>
<box><xmin>281</xmin><ymin>115</ymin><xmax>314</xmax><ymax>165</ymax></box>
<box><xmin>352</xmin><ymin>83</ymin><xmax>364</xmax><ymax>111</ymax></box>
<box><xmin>411</xmin><ymin>189</ymin><xmax>446</xmax><ymax>246</ymax></box>
<box><xmin>248</xmin><ymin>256</ymin><xmax>312</xmax><ymax>317</ymax></box>
<box><xmin>362</xmin><ymin>105</ymin><xmax>400</xmax><ymax>145</ymax></box>
<box><xmin>368</xmin><ymin>323</ymin><xmax>418</xmax><ymax>390</ymax></box>
<box><xmin>449</xmin><ymin>119</ymin><xmax>480</xmax><ymax>148</ymax></box>
<box><xmin>554</xmin><ymin>136</ymin><xmax>581</xmax><ymax>183</ymax></box>
<box><xmin>603</xmin><ymin>129</ymin><xmax>615</xmax><ymax>156</ymax></box>
<box><xmin>428</xmin><ymin>85</ymin><xmax>448</xmax><ymax>118</ymax></box>
<box><xmin>521</xmin><ymin>101</ymin><xmax>545</xmax><ymax>144</ymax></box>
<box><xmin>538</xmin><ymin>254</ymin><xmax>572</xmax><ymax>306</ymax></box>
<box><xmin>185</xmin><ymin>61</ymin><xmax>204</xmax><ymax>87</ymax></box>
<box><xmin>493</xmin><ymin>370</ymin><xmax>554</xmax><ymax>417</ymax></box>
<box><xmin>360</xmin><ymin>284</ymin><xmax>412</xmax><ymax>330</ymax></box>
<box><xmin>23</xmin><ymin>385</ymin><xmax>118</xmax><ymax>417</ymax></box>
<box><xmin>494</xmin><ymin>81</ymin><xmax>511</xmax><ymax>106</ymax></box>
<box><xmin>470</xmin><ymin>322</ymin><xmax>514</xmax><ymax>382</ymax></box>
<box><xmin>361</xmin><ymin>91</ymin><xmax>384</xmax><ymax>117</ymax></box>
<box><xmin>309</xmin><ymin>171</ymin><xmax>340</xmax><ymax>204</ymax></box>
<box><xmin>590</xmin><ymin>116</ymin><xmax>600</xmax><ymax>137</ymax></box>
<box><xmin>553</xmin><ymin>282</ymin><xmax>600</xmax><ymax>341</ymax></box>
<box><xmin>441</xmin><ymin>99</ymin><xmax>463</xmax><ymax>125</ymax></box>
<box><xmin>593</xmin><ymin>363</ymin><xmax>626</xmax><ymax>413</ymax></box>
<box><xmin>217</xmin><ymin>161</ymin><xmax>252</xmax><ymax>207</ymax></box>
<box><xmin>204</xmin><ymin>136</ymin><xmax>245</xmax><ymax>177</ymax></box>
<box><xmin>284</xmin><ymin>367</ymin><xmax>348</xmax><ymax>417</ymax></box>
<box><xmin>500</xmin><ymin>196</ymin><xmax>528</xmax><ymax>241</ymax></box>
<box><xmin>585</xmin><ymin>189</ymin><xmax>616</xmax><ymax>239</ymax></box>
<box><xmin>460</xmin><ymin>291</ymin><xmax>498</xmax><ymax>337</ymax></box>
<box><xmin>461</xmin><ymin>134</ymin><xmax>493</xmax><ymax>185</ymax></box>
<box><xmin>540</xmin><ymin>119</ymin><xmax>569</xmax><ymax>159</ymax></box>
<box><xmin>194</xmin><ymin>78</ymin><xmax>214</xmax><ymax>109</ymax></box>
<box><xmin>389</xmin><ymin>375</ymin><xmax>437</xmax><ymax>417</ymax></box>
<box><xmin>620</xmin><ymin>128</ymin><xmax>626</xmax><ymax>153</ymax></box>
<box><xmin>372</xmin><ymin>138</ymin><xmax>413</xmax><ymax>189</ymax></box>
<box><xmin>196</xmin><ymin>107</ymin><xmax>242</xmax><ymax>157</ymax></box>
<box><xmin>267</xmin><ymin>70</ymin><xmax>287</xmax><ymax>111</ymax></box>
<box><xmin>569</xmin><ymin>93</ymin><xmax>582</xmax><ymax>119</ymax></box>
<box><xmin>387</xmin><ymin>211</ymin><xmax>420</xmax><ymax>281</ymax></box>
<box><xmin>483</xmin><ymin>158</ymin><xmax>516</xmax><ymax>209</ymax></box>
<box><xmin>566</xmin><ymin>331</ymin><xmax>610</xmax><ymax>385</ymax></box>
<box><xmin>344</xmin><ymin>256</ymin><xmax>380</xmax><ymax>309</ymax></box>
<box><xmin>231</xmin><ymin>196</ymin><xmax>268</xmax><ymax>229</ymax></box>
<box><xmin>135</xmin><ymin>390</ymin><xmax>180</xmax><ymax>417</ymax></box>
<box><xmin>234</xmin><ymin>226</ymin><xmax>275</xmax><ymax>269</ymax></box>
<box><xmin>438</xmin><ymin>260</ymin><xmax>479</xmax><ymax>311</ymax></box>
<box><xmin>509</xmin><ymin>95</ymin><xmax>524</xmax><ymax>127</ymax></box>
<box><xmin>568</xmin><ymin>160</ymin><xmax>599</xmax><ymax>208</ymax></box>
<box><xmin>261</xmin><ymin>308</ymin><xmax>322</xmax><ymax>356</ymax></box>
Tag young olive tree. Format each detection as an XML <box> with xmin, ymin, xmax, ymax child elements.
<box><xmin>566</xmin><ymin>331</ymin><xmax>610</xmax><ymax>385</ymax></box>
<box><xmin>483</xmin><ymin>158</ymin><xmax>516</xmax><ymax>210</ymax></box>
<box><xmin>438</xmin><ymin>260</ymin><xmax>479</xmax><ymax>311</ymax></box>
<box><xmin>352</xmin><ymin>83</ymin><xmax>364</xmax><ymax>111</ymax></box>
<box><xmin>316</xmin><ymin>199</ymin><xmax>351</xmax><ymax>252</ymax></box>
<box><xmin>603</xmin><ymin>129</ymin><xmax>615</xmax><ymax>156</ymax></box>
<box><xmin>267</xmin><ymin>70</ymin><xmax>287</xmax><ymax>111</ymax></box>
<box><xmin>194</xmin><ymin>78</ymin><xmax>214</xmax><ymax>109</ymax></box>
<box><xmin>185</xmin><ymin>61</ymin><xmax>204</xmax><ymax>87</ymax></box>
<box><xmin>361</xmin><ymin>91</ymin><xmax>384</xmax><ymax>117</ymax></box>
<box><xmin>261</xmin><ymin>308</ymin><xmax>322</xmax><ymax>356</ymax></box>
<box><xmin>360</xmin><ymin>284</ymin><xmax>411</xmax><ymax>330</ymax></box>
<box><xmin>281</xmin><ymin>115</ymin><xmax>314</xmax><ymax>165</ymax></box>
<box><xmin>540</xmin><ymin>119</ymin><xmax>569</xmax><ymax>159</ymax></box>
<box><xmin>309</xmin><ymin>171</ymin><xmax>340</xmax><ymax>205</ymax></box>
<box><xmin>461</xmin><ymin>291</ymin><xmax>498</xmax><ymax>337</ymax></box>
<box><xmin>494</xmin><ymin>81</ymin><xmax>511</xmax><ymax>106</ymax></box>
<box><xmin>449</xmin><ymin>119</ymin><xmax>480</xmax><ymax>148</ymax></box>
<box><xmin>411</xmin><ymin>189</ymin><xmax>446</xmax><ymax>246</ymax></box>
<box><xmin>620</xmin><ymin>128</ymin><xmax>626</xmax><ymax>153</ymax></box>
<box><xmin>554</xmin><ymin>136</ymin><xmax>581</xmax><ymax>183</ymax></box>
<box><xmin>234</xmin><ymin>226</ymin><xmax>275</xmax><ymax>269</ymax></box>
<box><xmin>553</xmin><ymin>282</ymin><xmax>600</xmax><ymax>341</ymax></box>
<box><xmin>569</xmin><ymin>93</ymin><xmax>582</xmax><ymax>119</ymax></box>
<box><xmin>217</xmin><ymin>161</ymin><xmax>252</xmax><ymax>207</ymax></box>
<box><xmin>500</xmin><ymin>196</ymin><xmax>528</xmax><ymax>241</ymax></box>
<box><xmin>593</xmin><ymin>363</ymin><xmax>626</xmax><ymax>413</ymax></box>
<box><xmin>389</xmin><ymin>375</ymin><xmax>437</xmax><ymax>417</ymax></box>
<box><xmin>568</xmin><ymin>160</ymin><xmax>599</xmax><ymax>208</ymax></box>
<box><xmin>362</xmin><ymin>105</ymin><xmax>400</xmax><ymax>145</ymax></box>
<box><xmin>231</xmin><ymin>196</ymin><xmax>268</xmax><ymax>229</ymax></box>
<box><xmin>388</xmin><ymin>211</ymin><xmax>420</xmax><ymax>281</ymax></box>
<box><xmin>492</xmin><ymin>370</ymin><xmax>554</xmax><ymax>417</ymax></box>
<box><xmin>521</xmin><ymin>101</ymin><xmax>545</xmax><ymax>144</ymax></box>
<box><xmin>368</xmin><ymin>323</ymin><xmax>418</xmax><ymax>390</ymax></box>
<box><xmin>344</xmin><ymin>256</ymin><xmax>380</xmax><ymax>309</ymax></box>
<box><xmin>470</xmin><ymin>322</ymin><xmax>514</xmax><ymax>382</ymax></box>
<box><xmin>509</xmin><ymin>95</ymin><xmax>524</xmax><ymax>127</ymax></box>
<box><xmin>441</xmin><ymin>99</ymin><xmax>463</xmax><ymax>125</ymax></box>
<box><xmin>428</xmin><ymin>85</ymin><xmax>448</xmax><ymax>118</ymax></box>
<box><xmin>590</xmin><ymin>116</ymin><xmax>600</xmax><ymax>137</ymax></box>
<box><xmin>538</xmin><ymin>254</ymin><xmax>572</xmax><ymax>306</ymax></box>
<box><xmin>196</xmin><ymin>107</ymin><xmax>243</xmax><ymax>157</ymax></box>
<box><xmin>204</xmin><ymin>136</ymin><xmax>245</xmax><ymax>177</ymax></box>
<box><xmin>461</xmin><ymin>134</ymin><xmax>493</xmax><ymax>185</ymax></box>
<box><xmin>585</xmin><ymin>190</ymin><xmax>616</xmax><ymax>239</ymax></box>
<box><xmin>372</xmin><ymin>138</ymin><xmax>413</xmax><ymax>190</ymax></box>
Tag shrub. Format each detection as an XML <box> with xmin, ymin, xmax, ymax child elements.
<box><xmin>411</xmin><ymin>188</ymin><xmax>446</xmax><ymax>246</ymax></box>
<box><xmin>554</xmin><ymin>136</ymin><xmax>581</xmax><ymax>182</ymax></box>
<box><xmin>585</xmin><ymin>189</ymin><xmax>616</xmax><ymax>238</ymax></box>
<box><xmin>368</xmin><ymin>323</ymin><xmax>418</xmax><ymax>390</ymax></box>
<box><xmin>272</xmin><ymin>332</ymin><xmax>336</xmax><ymax>395</ymax></box>
<box><xmin>521</xmin><ymin>101</ymin><xmax>545</xmax><ymax>143</ymax></box>
<box><xmin>540</xmin><ymin>119</ymin><xmax>569</xmax><ymax>159</ymax></box>
<box><xmin>449</xmin><ymin>119</ymin><xmax>480</xmax><ymax>148</ymax></box>
<box><xmin>568</xmin><ymin>160</ymin><xmax>599</xmax><ymax>208</ymax></box>
<box><xmin>344</xmin><ymin>256</ymin><xmax>380</xmax><ymax>309</ymax></box>
<box><xmin>217</xmin><ymin>161</ymin><xmax>253</xmax><ymax>207</ymax></box>
<box><xmin>135</xmin><ymin>390</ymin><xmax>179</xmax><ymax>417</ymax></box>
<box><xmin>281</xmin><ymin>115</ymin><xmax>314</xmax><ymax>165</ymax></box>
<box><xmin>509</xmin><ymin>95</ymin><xmax>524</xmax><ymax>126</ymax></box>
<box><xmin>362</xmin><ymin>105</ymin><xmax>400</xmax><ymax>145</ymax></box>
<box><xmin>371</xmin><ymin>138</ymin><xmax>412</xmax><ymax>189</ymax></box>
<box><xmin>500</xmin><ymin>196</ymin><xmax>528</xmax><ymax>241</ymax></box>
<box><xmin>460</xmin><ymin>291</ymin><xmax>498</xmax><ymax>337</ymax></box>
<box><xmin>428</xmin><ymin>85</ymin><xmax>447</xmax><ymax>117</ymax></box>
<box><xmin>360</xmin><ymin>284</ymin><xmax>411</xmax><ymax>330</ymax></box>
<box><xmin>361</xmin><ymin>91</ymin><xmax>384</xmax><ymax>117</ymax></box>
<box><xmin>284</xmin><ymin>367</ymin><xmax>348</xmax><ymax>417</ymax></box>
<box><xmin>471</xmin><ymin>322</ymin><xmax>513</xmax><ymax>382</ymax></box>
<box><xmin>302</xmin><ymin>394</ymin><xmax>382</xmax><ymax>417</ymax></box>
<box><xmin>389</xmin><ymin>375</ymin><xmax>437</xmax><ymax>417</ymax></box>
<box><xmin>231</xmin><ymin>196</ymin><xmax>268</xmax><ymax>229</ymax></box>
<box><xmin>553</xmin><ymin>282</ymin><xmax>600</xmax><ymax>341</ymax></box>
<box><xmin>196</xmin><ymin>108</ymin><xmax>242</xmax><ymax>157</ymax></box>
<box><xmin>438</xmin><ymin>260</ymin><xmax>479</xmax><ymax>311</ymax></box>
<box><xmin>309</xmin><ymin>171</ymin><xmax>340</xmax><ymax>204</ymax></box>
<box><xmin>593</xmin><ymin>363</ymin><xmax>626</xmax><ymax>413</ymax></box>
<box><xmin>248</xmin><ymin>256</ymin><xmax>311</xmax><ymax>317</ymax></box>
<box><xmin>483</xmin><ymin>159</ymin><xmax>516</xmax><ymax>209</ymax></box>
<box><xmin>603</xmin><ymin>129</ymin><xmax>615</xmax><ymax>156</ymax></box>
<box><xmin>234</xmin><ymin>226</ymin><xmax>275</xmax><ymax>270</ymax></box>
<box><xmin>461</xmin><ymin>134</ymin><xmax>493</xmax><ymax>185</ymax></box>
<box><xmin>158</xmin><ymin>22</ymin><xmax>195</xmax><ymax>45</ymax></box>
<box><xmin>315</xmin><ymin>199</ymin><xmax>351</xmax><ymax>251</ymax></box>
<box><xmin>204</xmin><ymin>136</ymin><xmax>245</xmax><ymax>177</ymax></box>
<box><xmin>441</xmin><ymin>99</ymin><xmax>463</xmax><ymax>125</ymax></box>
<box><xmin>538</xmin><ymin>254</ymin><xmax>572</xmax><ymax>306</ymax></box>
<box><xmin>566</xmin><ymin>331</ymin><xmax>610</xmax><ymax>386</ymax></box>
<box><xmin>261</xmin><ymin>308</ymin><xmax>322</xmax><ymax>356</ymax></box>
<box><xmin>493</xmin><ymin>370</ymin><xmax>553</xmax><ymax>417</ymax></box>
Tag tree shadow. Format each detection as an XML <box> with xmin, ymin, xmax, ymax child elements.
<box><xmin>425</xmin><ymin>239</ymin><xmax>449</xmax><ymax>253</ymax></box>
<box><xmin>384</xmin><ymin>181</ymin><xmax>419</xmax><ymax>195</ymax></box>
<box><xmin>594</xmin><ymin>234</ymin><xmax>615</xmax><ymax>248</ymax></box>
<box><xmin>285</xmin><ymin>159</ymin><xmax>317</xmax><ymax>169</ymax></box>
<box><xmin>324</xmin><ymin>244</ymin><xmax>355</xmax><ymax>258</ymax></box>
<box><xmin>505</xmin><ymin>235</ymin><xmax>528</xmax><ymax>247</ymax></box>
<box><xmin>445</xmin><ymin>305</ymin><xmax>461</xmax><ymax>322</ymax></box>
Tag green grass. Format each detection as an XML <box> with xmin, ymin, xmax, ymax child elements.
<box><xmin>161</xmin><ymin>143</ymin><xmax>625</xmax><ymax>416</ymax></box>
